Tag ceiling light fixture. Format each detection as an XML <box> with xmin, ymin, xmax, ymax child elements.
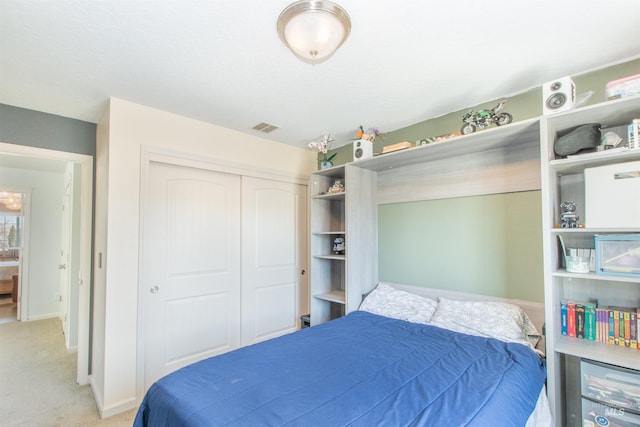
<box><xmin>0</xmin><ymin>192</ymin><xmax>22</xmax><ymax>212</ymax></box>
<box><xmin>277</xmin><ymin>0</ymin><xmax>351</xmax><ymax>65</ymax></box>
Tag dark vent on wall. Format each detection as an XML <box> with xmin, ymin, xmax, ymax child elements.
<box><xmin>252</xmin><ymin>122</ymin><xmax>279</xmax><ymax>133</ymax></box>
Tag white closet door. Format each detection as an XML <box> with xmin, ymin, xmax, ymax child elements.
<box><xmin>142</xmin><ymin>162</ymin><xmax>241</xmax><ymax>390</ymax></box>
<box><xmin>241</xmin><ymin>177</ymin><xmax>307</xmax><ymax>346</ymax></box>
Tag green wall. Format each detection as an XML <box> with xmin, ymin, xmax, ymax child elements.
<box><xmin>383</xmin><ymin>58</ymin><xmax>640</xmax><ymax>147</ymax></box>
<box><xmin>327</xmin><ymin>58</ymin><xmax>640</xmax><ymax>165</ymax></box>
<box><xmin>358</xmin><ymin>58</ymin><xmax>638</xmax><ymax>301</ymax></box>
<box><xmin>379</xmin><ymin>191</ymin><xmax>544</xmax><ymax>302</ymax></box>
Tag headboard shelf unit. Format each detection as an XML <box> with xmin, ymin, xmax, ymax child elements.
<box><xmin>309</xmin><ymin>95</ymin><xmax>640</xmax><ymax>424</ymax></box>
<box><xmin>353</xmin><ymin>118</ymin><xmax>541</xmax><ymax>173</ymax></box>
<box><xmin>363</xmin><ymin>119</ymin><xmax>541</xmax><ymax>204</ymax></box>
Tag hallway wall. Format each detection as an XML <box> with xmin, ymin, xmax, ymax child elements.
<box><xmin>0</xmin><ymin>166</ymin><xmax>64</xmax><ymax>319</ymax></box>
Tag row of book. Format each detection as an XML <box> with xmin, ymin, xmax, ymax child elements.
<box><xmin>561</xmin><ymin>301</ymin><xmax>639</xmax><ymax>349</ymax></box>
<box><xmin>628</xmin><ymin>118</ymin><xmax>639</xmax><ymax>149</ymax></box>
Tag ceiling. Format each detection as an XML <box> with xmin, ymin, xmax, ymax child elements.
<box><xmin>0</xmin><ymin>153</ymin><xmax>68</xmax><ymax>173</ymax></box>
<box><xmin>1</xmin><ymin>0</ymin><xmax>639</xmax><ymax>150</ymax></box>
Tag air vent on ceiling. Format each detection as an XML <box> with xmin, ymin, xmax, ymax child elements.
<box><xmin>252</xmin><ymin>122</ymin><xmax>279</xmax><ymax>133</ymax></box>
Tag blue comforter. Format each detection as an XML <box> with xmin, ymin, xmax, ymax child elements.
<box><xmin>134</xmin><ymin>311</ymin><xmax>546</xmax><ymax>426</ymax></box>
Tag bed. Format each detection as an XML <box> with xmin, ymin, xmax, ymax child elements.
<box><xmin>134</xmin><ymin>283</ymin><xmax>553</xmax><ymax>426</ymax></box>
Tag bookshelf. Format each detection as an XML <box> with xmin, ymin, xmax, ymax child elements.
<box><xmin>541</xmin><ymin>96</ymin><xmax>640</xmax><ymax>424</ymax></box>
<box><xmin>309</xmin><ymin>164</ymin><xmax>377</xmax><ymax>325</ymax></box>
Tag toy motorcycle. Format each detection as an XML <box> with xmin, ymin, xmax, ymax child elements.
<box><xmin>460</xmin><ymin>100</ymin><xmax>513</xmax><ymax>135</ymax></box>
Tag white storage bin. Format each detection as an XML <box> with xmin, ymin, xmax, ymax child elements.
<box><xmin>581</xmin><ymin>359</ymin><xmax>640</xmax><ymax>412</ymax></box>
<box><xmin>585</xmin><ymin>161</ymin><xmax>640</xmax><ymax>228</ymax></box>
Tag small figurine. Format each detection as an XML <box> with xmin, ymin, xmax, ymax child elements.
<box><xmin>327</xmin><ymin>180</ymin><xmax>345</xmax><ymax>194</ymax></box>
<box><xmin>333</xmin><ymin>237</ymin><xmax>345</xmax><ymax>254</ymax></box>
<box><xmin>460</xmin><ymin>100</ymin><xmax>513</xmax><ymax>135</ymax></box>
<box><xmin>560</xmin><ymin>201</ymin><xmax>579</xmax><ymax>228</ymax></box>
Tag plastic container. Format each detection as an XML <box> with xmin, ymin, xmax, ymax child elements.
<box><xmin>595</xmin><ymin>235</ymin><xmax>640</xmax><ymax>278</ymax></box>
<box><xmin>581</xmin><ymin>359</ymin><xmax>640</xmax><ymax>412</ymax></box>
<box><xmin>564</xmin><ymin>247</ymin><xmax>594</xmax><ymax>273</ymax></box>
<box><xmin>605</xmin><ymin>74</ymin><xmax>640</xmax><ymax>100</ymax></box>
<box><xmin>582</xmin><ymin>398</ymin><xmax>640</xmax><ymax>427</ymax></box>
<box><xmin>567</xmin><ymin>256</ymin><xmax>591</xmax><ymax>273</ymax></box>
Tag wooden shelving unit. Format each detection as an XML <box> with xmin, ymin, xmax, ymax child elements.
<box><xmin>309</xmin><ymin>164</ymin><xmax>377</xmax><ymax>325</ymax></box>
<box><xmin>540</xmin><ymin>96</ymin><xmax>640</xmax><ymax>424</ymax></box>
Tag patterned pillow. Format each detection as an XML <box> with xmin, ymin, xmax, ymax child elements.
<box><xmin>429</xmin><ymin>297</ymin><xmax>540</xmax><ymax>348</ymax></box>
<box><xmin>359</xmin><ymin>283</ymin><xmax>438</xmax><ymax>324</ymax></box>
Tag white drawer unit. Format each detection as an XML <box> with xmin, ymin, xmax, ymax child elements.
<box><xmin>582</xmin><ymin>359</ymin><xmax>640</xmax><ymax>426</ymax></box>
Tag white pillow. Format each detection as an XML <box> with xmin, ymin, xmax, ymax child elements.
<box><xmin>429</xmin><ymin>297</ymin><xmax>540</xmax><ymax>348</ymax></box>
<box><xmin>359</xmin><ymin>283</ymin><xmax>438</xmax><ymax>324</ymax></box>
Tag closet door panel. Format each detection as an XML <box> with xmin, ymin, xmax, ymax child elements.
<box><xmin>142</xmin><ymin>162</ymin><xmax>241</xmax><ymax>390</ymax></box>
<box><xmin>241</xmin><ymin>177</ymin><xmax>307</xmax><ymax>345</ymax></box>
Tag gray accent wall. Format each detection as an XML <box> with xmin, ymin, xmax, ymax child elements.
<box><xmin>0</xmin><ymin>103</ymin><xmax>96</xmax><ymax>368</ymax></box>
<box><xmin>0</xmin><ymin>104</ymin><xmax>96</xmax><ymax>155</ymax></box>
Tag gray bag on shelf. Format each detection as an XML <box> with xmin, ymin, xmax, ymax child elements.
<box><xmin>554</xmin><ymin>123</ymin><xmax>601</xmax><ymax>157</ymax></box>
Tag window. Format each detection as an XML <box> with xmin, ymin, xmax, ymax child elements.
<box><xmin>0</xmin><ymin>192</ymin><xmax>23</xmax><ymax>260</ymax></box>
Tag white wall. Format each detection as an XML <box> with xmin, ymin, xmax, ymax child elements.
<box><xmin>93</xmin><ymin>97</ymin><xmax>317</xmax><ymax>416</ymax></box>
<box><xmin>0</xmin><ymin>166</ymin><xmax>64</xmax><ymax>319</ymax></box>
<box><xmin>92</xmin><ymin>105</ymin><xmax>109</xmax><ymax>410</ymax></box>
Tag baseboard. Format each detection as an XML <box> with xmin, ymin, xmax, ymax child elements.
<box><xmin>89</xmin><ymin>375</ymin><xmax>104</xmax><ymax>413</ymax></box>
<box><xmin>90</xmin><ymin>375</ymin><xmax>137</xmax><ymax>419</ymax></box>
<box><xmin>99</xmin><ymin>398</ymin><xmax>137</xmax><ymax>419</ymax></box>
<box><xmin>23</xmin><ymin>312</ymin><xmax>59</xmax><ymax>322</ymax></box>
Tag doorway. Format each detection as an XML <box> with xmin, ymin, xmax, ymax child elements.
<box><xmin>0</xmin><ymin>142</ymin><xmax>93</xmax><ymax>385</ymax></box>
<box><xmin>0</xmin><ymin>192</ymin><xmax>23</xmax><ymax>324</ymax></box>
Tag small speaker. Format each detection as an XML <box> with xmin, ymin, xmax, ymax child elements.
<box><xmin>353</xmin><ymin>139</ymin><xmax>373</xmax><ymax>161</ymax></box>
<box><xmin>542</xmin><ymin>77</ymin><xmax>576</xmax><ymax>115</ymax></box>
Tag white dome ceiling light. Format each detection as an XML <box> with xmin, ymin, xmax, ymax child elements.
<box><xmin>277</xmin><ymin>0</ymin><xmax>351</xmax><ymax>65</ymax></box>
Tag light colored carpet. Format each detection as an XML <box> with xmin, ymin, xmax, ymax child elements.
<box><xmin>0</xmin><ymin>294</ymin><xmax>17</xmax><ymax>325</ymax></box>
<box><xmin>0</xmin><ymin>317</ymin><xmax>137</xmax><ymax>426</ymax></box>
